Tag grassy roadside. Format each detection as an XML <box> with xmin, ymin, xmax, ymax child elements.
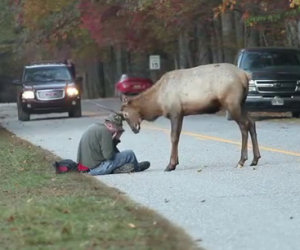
<box><xmin>0</xmin><ymin>126</ymin><xmax>202</xmax><ymax>250</ymax></box>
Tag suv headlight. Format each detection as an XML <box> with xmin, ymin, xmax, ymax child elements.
<box><xmin>22</xmin><ymin>90</ymin><xmax>35</xmax><ymax>99</ymax></box>
<box><xmin>248</xmin><ymin>80</ymin><xmax>256</xmax><ymax>92</ymax></box>
<box><xmin>66</xmin><ymin>86</ymin><xmax>79</xmax><ymax>97</ymax></box>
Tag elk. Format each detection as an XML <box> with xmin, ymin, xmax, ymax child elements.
<box><xmin>120</xmin><ymin>63</ymin><xmax>261</xmax><ymax>171</ymax></box>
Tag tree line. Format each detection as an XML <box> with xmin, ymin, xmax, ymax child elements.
<box><xmin>1</xmin><ymin>0</ymin><xmax>300</xmax><ymax>99</ymax></box>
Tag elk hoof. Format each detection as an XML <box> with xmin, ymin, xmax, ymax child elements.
<box><xmin>164</xmin><ymin>165</ymin><xmax>176</xmax><ymax>172</ymax></box>
<box><xmin>236</xmin><ymin>163</ymin><xmax>244</xmax><ymax>168</ymax></box>
<box><xmin>250</xmin><ymin>156</ymin><xmax>261</xmax><ymax>166</ymax></box>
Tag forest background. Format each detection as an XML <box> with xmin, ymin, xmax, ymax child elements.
<box><xmin>1</xmin><ymin>0</ymin><xmax>300</xmax><ymax>101</ymax></box>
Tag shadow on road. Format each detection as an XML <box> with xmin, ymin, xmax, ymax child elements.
<box><xmin>249</xmin><ymin>112</ymin><xmax>296</xmax><ymax>121</ymax></box>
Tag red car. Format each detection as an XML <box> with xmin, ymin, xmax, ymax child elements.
<box><xmin>115</xmin><ymin>74</ymin><xmax>153</xmax><ymax>96</ymax></box>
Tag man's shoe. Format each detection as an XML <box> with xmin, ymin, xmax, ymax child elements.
<box><xmin>113</xmin><ymin>163</ymin><xmax>135</xmax><ymax>174</ymax></box>
<box><xmin>137</xmin><ymin>161</ymin><xmax>150</xmax><ymax>172</ymax></box>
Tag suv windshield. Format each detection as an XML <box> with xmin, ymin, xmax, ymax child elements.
<box><xmin>24</xmin><ymin>66</ymin><xmax>72</xmax><ymax>82</ymax></box>
<box><xmin>240</xmin><ymin>50</ymin><xmax>300</xmax><ymax>72</ymax></box>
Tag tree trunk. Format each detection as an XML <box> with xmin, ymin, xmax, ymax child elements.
<box><xmin>297</xmin><ymin>20</ymin><xmax>300</xmax><ymax>47</ymax></box>
<box><xmin>234</xmin><ymin>11</ymin><xmax>244</xmax><ymax>49</ymax></box>
<box><xmin>178</xmin><ymin>30</ymin><xmax>193</xmax><ymax>68</ymax></box>
<box><xmin>211</xmin><ymin>16</ymin><xmax>223</xmax><ymax>63</ymax></box>
<box><xmin>178</xmin><ymin>31</ymin><xmax>187</xmax><ymax>68</ymax></box>
<box><xmin>115</xmin><ymin>45</ymin><xmax>123</xmax><ymax>80</ymax></box>
<box><xmin>196</xmin><ymin>22</ymin><xmax>211</xmax><ymax>65</ymax></box>
<box><xmin>97</xmin><ymin>61</ymin><xmax>105</xmax><ymax>97</ymax></box>
<box><xmin>221</xmin><ymin>8</ymin><xmax>236</xmax><ymax>63</ymax></box>
<box><xmin>286</xmin><ymin>20</ymin><xmax>299</xmax><ymax>47</ymax></box>
<box><xmin>246</xmin><ymin>27</ymin><xmax>260</xmax><ymax>47</ymax></box>
<box><xmin>79</xmin><ymin>60</ymin><xmax>103</xmax><ymax>99</ymax></box>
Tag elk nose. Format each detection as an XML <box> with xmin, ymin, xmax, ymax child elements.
<box><xmin>134</xmin><ymin>123</ymin><xmax>140</xmax><ymax>133</ymax></box>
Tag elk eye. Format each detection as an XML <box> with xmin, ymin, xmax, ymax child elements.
<box><xmin>123</xmin><ymin>112</ymin><xmax>128</xmax><ymax>118</ymax></box>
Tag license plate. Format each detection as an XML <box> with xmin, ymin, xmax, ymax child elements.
<box><xmin>271</xmin><ymin>97</ymin><xmax>284</xmax><ymax>106</ymax></box>
<box><xmin>45</xmin><ymin>91</ymin><xmax>59</xmax><ymax>97</ymax></box>
<box><xmin>133</xmin><ymin>85</ymin><xmax>142</xmax><ymax>89</ymax></box>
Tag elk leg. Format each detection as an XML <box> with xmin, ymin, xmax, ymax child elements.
<box><xmin>236</xmin><ymin>120</ymin><xmax>249</xmax><ymax>168</ymax></box>
<box><xmin>165</xmin><ymin>113</ymin><xmax>183</xmax><ymax>171</ymax></box>
<box><xmin>228</xmin><ymin>105</ymin><xmax>249</xmax><ymax>168</ymax></box>
<box><xmin>248</xmin><ymin>118</ymin><xmax>261</xmax><ymax>166</ymax></box>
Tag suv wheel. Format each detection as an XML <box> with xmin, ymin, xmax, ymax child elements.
<box><xmin>292</xmin><ymin>112</ymin><xmax>300</xmax><ymax>118</ymax></box>
<box><xmin>17</xmin><ymin>103</ymin><xmax>30</xmax><ymax>121</ymax></box>
<box><xmin>69</xmin><ymin>104</ymin><xmax>82</xmax><ymax>118</ymax></box>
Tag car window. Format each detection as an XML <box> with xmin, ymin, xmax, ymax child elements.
<box><xmin>240</xmin><ymin>51</ymin><xmax>300</xmax><ymax>71</ymax></box>
<box><xmin>24</xmin><ymin>66</ymin><xmax>72</xmax><ymax>82</ymax></box>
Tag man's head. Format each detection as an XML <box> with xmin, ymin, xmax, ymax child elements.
<box><xmin>105</xmin><ymin>113</ymin><xmax>124</xmax><ymax>132</ymax></box>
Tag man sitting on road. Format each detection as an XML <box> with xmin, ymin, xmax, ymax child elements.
<box><xmin>77</xmin><ymin>113</ymin><xmax>150</xmax><ymax>175</ymax></box>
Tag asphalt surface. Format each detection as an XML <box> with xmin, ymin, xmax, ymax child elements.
<box><xmin>1</xmin><ymin>98</ymin><xmax>300</xmax><ymax>250</ymax></box>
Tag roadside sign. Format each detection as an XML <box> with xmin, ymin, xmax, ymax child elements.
<box><xmin>149</xmin><ymin>55</ymin><xmax>160</xmax><ymax>70</ymax></box>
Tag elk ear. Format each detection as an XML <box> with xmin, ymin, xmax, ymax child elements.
<box><xmin>121</xmin><ymin>95</ymin><xmax>129</xmax><ymax>105</ymax></box>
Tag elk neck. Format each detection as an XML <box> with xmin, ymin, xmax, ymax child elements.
<box><xmin>132</xmin><ymin>89</ymin><xmax>163</xmax><ymax>121</ymax></box>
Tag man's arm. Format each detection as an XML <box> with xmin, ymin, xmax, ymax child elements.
<box><xmin>112</xmin><ymin>129</ymin><xmax>123</xmax><ymax>153</ymax></box>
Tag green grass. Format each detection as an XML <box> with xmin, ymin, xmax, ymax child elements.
<box><xmin>0</xmin><ymin>127</ymin><xmax>201</xmax><ymax>250</ymax></box>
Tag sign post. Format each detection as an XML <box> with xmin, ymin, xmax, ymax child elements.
<box><xmin>149</xmin><ymin>55</ymin><xmax>160</xmax><ymax>70</ymax></box>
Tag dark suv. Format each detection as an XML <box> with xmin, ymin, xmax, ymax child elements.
<box><xmin>16</xmin><ymin>63</ymin><xmax>81</xmax><ymax>121</ymax></box>
<box><xmin>236</xmin><ymin>47</ymin><xmax>300</xmax><ymax>117</ymax></box>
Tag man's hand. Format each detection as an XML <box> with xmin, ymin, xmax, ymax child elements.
<box><xmin>113</xmin><ymin>138</ymin><xmax>121</xmax><ymax>146</ymax></box>
<box><xmin>112</xmin><ymin>130</ymin><xmax>124</xmax><ymax>140</ymax></box>
<box><xmin>112</xmin><ymin>138</ymin><xmax>121</xmax><ymax>153</ymax></box>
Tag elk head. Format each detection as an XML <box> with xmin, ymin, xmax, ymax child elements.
<box><xmin>120</xmin><ymin>96</ymin><xmax>142</xmax><ymax>134</ymax></box>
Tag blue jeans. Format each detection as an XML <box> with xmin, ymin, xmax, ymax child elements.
<box><xmin>89</xmin><ymin>150</ymin><xmax>139</xmax><ymax>176</ymax></box>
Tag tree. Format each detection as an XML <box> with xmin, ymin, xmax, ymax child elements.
<box><xmin>3</xmin><ymin>0</ymin><xmax>300</xmax><ymax>99</ymax></box>
<box><xmin>11</xmin><ymin>0</ymin><xmax>94</xmax><ymax>61</ymax></box>
<box><xmin>217</xmin><ymin>0</ymin><xmax>300</xmax><ymax>47</ymax></box>
<box><xmin>0</xmin><ymin>0</ymin><xmax>17</xmax><ymax>55</ymax></box>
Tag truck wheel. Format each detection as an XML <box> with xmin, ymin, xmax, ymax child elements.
<box><xmin>17</xmin><ymin>104</ymin><xmax>30</xmax><ymax>121</ymax></box>
<box><xmin>69</xmin><ymin>104</ymin><xmax>82</xmax><ymax>118</ymax></box>
<box><xmin>292</xmin><ymin>112</ymin><xmax>300</xmax><ymax>118</ymax></box>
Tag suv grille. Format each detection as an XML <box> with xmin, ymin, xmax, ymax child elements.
<box><xmin>36</xmin><ymin>89</ymin><xmax>65</xmax><ymax>100</ymax></box>
<box><xmin>256</xmin><ymin>80</ymin><xmax>297</xmax><ymax>93</ymax></box>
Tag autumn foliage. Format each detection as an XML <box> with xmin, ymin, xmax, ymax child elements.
<box><xmin>8</xmin><ymin>0</ymin><xmax>300</xmax><ymax>58</ymax></box>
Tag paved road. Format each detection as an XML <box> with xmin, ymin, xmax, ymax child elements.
<box><xmin>1</xmin><ymin>99</ymin><xmax>300</xmax><ymax>250</ymax></box>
